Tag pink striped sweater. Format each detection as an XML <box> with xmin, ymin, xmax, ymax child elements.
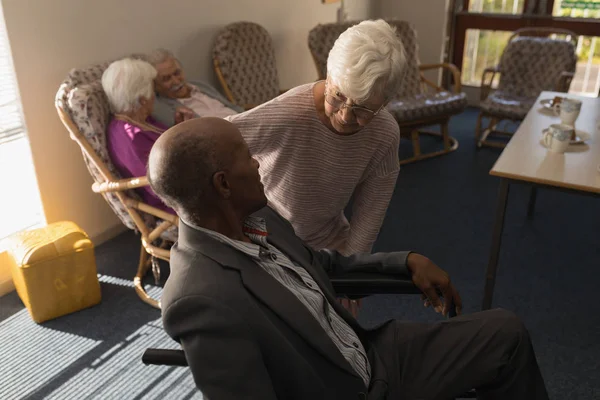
<box><xmin>227</xmin><ymin>83</ymin><xmax>400</xmax><ymax>256</ymax></box>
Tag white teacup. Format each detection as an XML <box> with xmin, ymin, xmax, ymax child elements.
<box><xmin>553</xmin><ymin>98</ymin><xmax>582</xmax><ymax>128</ymax></box>
<box><xmin>543</xmin><ymin>124</ymin><xmax>573</xmax><ymax>153</ymax></box>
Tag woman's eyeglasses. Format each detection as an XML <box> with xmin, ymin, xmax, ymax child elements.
<box><xmin>324</xmin><ymin>90</ymin><xmax>382</xmax><ymax>120</ymax></box>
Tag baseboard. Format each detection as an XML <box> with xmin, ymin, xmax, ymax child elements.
<box><xmin>90</xmin><ymin>223</ymin><xmax>129</xmax><ymax>246</ymax></box>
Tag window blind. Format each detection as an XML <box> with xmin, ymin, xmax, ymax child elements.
<box><xmin>0</xmin><ymin>7</ymin><xmax>25</xmax><ymax>145</ymax></box>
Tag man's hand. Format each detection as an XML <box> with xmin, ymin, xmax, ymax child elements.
<box><xmin>174</xmin><ymin>106</ymin><xmax>195</xmax><ymax>124</ymax></box>
<box><xmin>407</xmin><ymin>253</ymin><xmax>462</xmax><ymax>316</ymax></box>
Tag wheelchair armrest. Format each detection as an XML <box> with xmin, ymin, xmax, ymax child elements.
<box><xmin>142</xmin><ymin>275</ymin><xmax>458</xmax><ymax>369</ymax></box>
<box><xmin>330</xmin><ymin>272</ymin><xmax>421</xmax><ymax>297</ymax></box>
<box><xmin>142</xmin><ymin>348</ymin><xmax>188</xmax><ymax>366</ymax></box>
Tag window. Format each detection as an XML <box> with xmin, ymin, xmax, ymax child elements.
<box><xmin>553</xmin><ymin>0</ymin><xmax>600</xmax><ymax>18</ymax></box>
<box><xmin>461</xmin><ymin>29</ymin><xmax>512</xmax><ymax>86</ymax></box>
<box><xmin>453</xmin><ymin>0</ymin><xmax>600</xmax><ymax>97</ymax></box>
<box><xmin>0</xmin><ymin>3</ymin><xmax>44</xmax><ymax>246</ymax></box>
<box><xmin>468</xmin><ymin>0</ymin><xmax>525</xmax><ymax>14</ymax></box>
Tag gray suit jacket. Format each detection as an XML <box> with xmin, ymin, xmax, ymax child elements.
<box><xmin>161</xmin><ymin>206</ymin><xmax>412</xmax><ymax>400</ymax></box>
<box><xmin>151</xmin><ymin>79</ymin><xmax>243</xmax><ymax>127</ymax></box>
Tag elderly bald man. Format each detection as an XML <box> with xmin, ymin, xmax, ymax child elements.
<box><xmin>147</xmin><ymin>117</ymin><xmax>549</xmax><ymax>400</ymax></box>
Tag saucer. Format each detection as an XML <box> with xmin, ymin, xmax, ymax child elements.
<box><xmin>540</xmin><ymin>99</ymin><xmax>555</xmax><ymax>110</ymax></box>
<box><xmin>539</xmin><ymin>138</ymin><xmax>589</xmax><ymax>153</ymax></box>
<box><xmin>542</xmin><ymin>128</ymin><xmax>590</xmax><ymax>145</ymax></box>
<box><xmin>540</xmin><ymin>97</ymin><xmax>564</xmax><ymax>110</ymax></box>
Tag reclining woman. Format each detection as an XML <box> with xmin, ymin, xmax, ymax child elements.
<box><xmin>101</xmin><ymin>58</ymin><xmax>194</xmax><ymax>214</ymax></box>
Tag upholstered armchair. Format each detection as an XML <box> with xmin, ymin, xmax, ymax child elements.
<box><xmin>476</xmin><ymin>28</ymin><xmax>577</xmax><ymax>148</ymax></box>
<box><xmin>308</xmin><ymin>20</ymin><xmax>468</xmax><ymax>165</ymax></box>
<box><xmin>55</xmin><ymin>62</ymin><xmax>178</xmax><ymax>309</ymax></box>
<box><xmin>213</xmin><ymin>22</ymin><xmax>284</xmax><ymax>110</ymax></box>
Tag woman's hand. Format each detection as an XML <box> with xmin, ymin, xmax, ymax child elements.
<box><xmin>174</xmin><ymin>106</ymin><xmax>195</xmax><ymax>124</ymax></box>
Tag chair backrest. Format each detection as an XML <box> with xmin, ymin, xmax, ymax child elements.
<box><xmin>307</xmin><ymin>20</ymin><xmax>423</xmax><ymax>98</ymax></box>
<box><xmin>498</xmin><ymin>29</ymin><xmax>577</xmax><ymax>98</ymax></box>
<box><xmin>55</xmin><ymin>61</ymin><xmax>141</xmax><ymax>231</ymax></box>
<box><xmin>212</xmin><ymin>22</ymin><xmax>280</xmax><ymax>108</ymax></box>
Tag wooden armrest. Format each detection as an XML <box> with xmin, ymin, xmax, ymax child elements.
<box><xmin>480</xmin><ymin>66</ymin><xmax>501</xmax><ymax>102</ymax></box>
<box><xmin>124</xmin><ymin>198</ymin><xmax>178</xmax><ymax>225</ymax></box>
<box><xmin>92</xmin><ymin>176</ymin><xmax>149</xmax><ymax>193</ymax></box>
<box><xmin>556</xmin><ymin>71</ymin><xmax>575</xmax><ymax>93</ymax></box>
<box><xmin>419</xmin><ymin>63</ymin><xmax>463</xmax><ymax>93</ymax></box>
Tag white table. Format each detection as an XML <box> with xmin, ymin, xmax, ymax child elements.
<box><xmin>482</xmin><ymin>91</ymin><xmax>600</xmax><ymax>310</ymax></box>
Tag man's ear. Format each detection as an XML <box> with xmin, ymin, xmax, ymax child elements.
<box><xmin>212</xmin><ymin>171</ymin><xmax>231</xmax><ymax>199</ymax></box>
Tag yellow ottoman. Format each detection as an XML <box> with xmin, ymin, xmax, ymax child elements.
<box><xmin>6</xmin><ymin>221</ymin><xmax>101</xmax><ymax>323</ymax></box>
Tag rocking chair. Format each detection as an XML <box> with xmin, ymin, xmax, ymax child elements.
<box><xmin>55</xmin><ymin>60</ymin><xmax>177</xmax><ymax>309</ymax></box>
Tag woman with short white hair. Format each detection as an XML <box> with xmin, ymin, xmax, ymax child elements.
<box><xmin>102</xmin><ymin>58</ymin><xmax>192</xmax><ymax>214</ymax></box>
<box><xmin>227</xmin><ymin>19</ymin><xmax>406</xmax><ymax>255</ymax></box>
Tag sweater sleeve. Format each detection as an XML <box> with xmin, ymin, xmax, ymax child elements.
<box><xmin>343</xmin><ymin>136</ymin><xmax>400</xmax><ymax>255</ymax></box>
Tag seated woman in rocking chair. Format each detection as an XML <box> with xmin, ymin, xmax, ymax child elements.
<box><xmin>101</xmin><ymin>58</ymin><xmax>194</xmax><ymax>214</ymax></box>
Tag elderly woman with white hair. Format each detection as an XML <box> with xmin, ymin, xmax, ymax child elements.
<box><xmin>227</xmin><ymin>20</ymin><xmax>406</xmax><ymax>258</ymax></box>
<box><xmin>102</xmin><ymin>58</ymin><xmax>193</xmax><ymax>214</ymax></box>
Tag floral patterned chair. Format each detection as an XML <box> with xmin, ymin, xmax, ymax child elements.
<box><xmin>212</xmin><ymin>21</ymin><xmax>284</xmax><ymax>110</ymax></box>
<box><xmin>54</xmin><ymin>60</ymin><xmax>178</xmax><ymax>309</ymax></box>
<box><xmin>476</xmin><ymin>28</ymin><xmax>577</xmax><ymax>148</ymax></box>
<box><xmin>308</xmin><ymin>20</ymin><xmax>468</xmax><ymax>165</ymax></box>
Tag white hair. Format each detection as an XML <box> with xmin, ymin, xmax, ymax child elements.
<box><xmin>101</xmin><ymin>58</ymin><xmax>157</xmax><ymax>114</ymax></box>
<box><xmin>145</xmin><ymin>48</ymin><xmax>180</xmax><ymax>68</ymax></box>
<box><xmin>327</xmin><ymin>19</ymin><xmax>406</xmax><ymax>102</ymax></box>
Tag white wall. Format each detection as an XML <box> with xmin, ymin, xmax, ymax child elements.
<box><xmin>375</xmin><ymin>0</ymin><xmax>449</xmax><ymax>82</ymax></box>
<box><xmin>1</xmin><ymin>0</ymin><xmax>371</xmax><ymax>245</ymax></box>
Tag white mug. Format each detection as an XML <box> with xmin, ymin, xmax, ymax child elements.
<box><xmin>553</xmin><ymin>98</ymin><xmax>582</xmax><ymax>127</ymax></box>
<box><xmin>543</xmin><ymin>124</ymin><xmax>573</xmax><ymax>153</ymax></box>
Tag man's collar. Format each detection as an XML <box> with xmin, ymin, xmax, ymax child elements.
<box><xmin>175</xmin><ymin>207</ymin><xmax>279</xmax><ymax>268</ymax></box>
<box><xmin>180</xmin><ymin>215</ymin><xmax>269</xmax><ymax>247</ymax></box>
<box><xmin>181</xmin><ymin>215</ymin><xmax>267</xmax><ymax>236</ymax></box>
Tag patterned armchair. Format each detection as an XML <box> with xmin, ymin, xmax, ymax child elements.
<box><xmin>476</xmin><ymin>28</ymin><xmax>577</xmax><ymax>148</ymax></box>
<box><xmin>213</xmin><ymin>22</ymin><xmax>282</xmax><ymax>110</ymax></box>
<box><xmin>308</xmin><ymin>20</ymin><xmax>468</xmax><ymax>165</ymax></box>
<box><xmin>54</xmin><ymin>60</ymin><xmax>178</xmax><ymax>309</ymax></box>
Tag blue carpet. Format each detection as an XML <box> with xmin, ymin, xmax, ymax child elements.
<box><xmin>1</xmin><ymin>107</ymin><xmax>598</xmax><ymax>399</ymax></box>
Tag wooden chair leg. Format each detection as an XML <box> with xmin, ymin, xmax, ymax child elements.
<box><xmin>475</xmin><ymin>112</ymin><xmax>484</xmax><ymax>146</ymax></box>
<box><xmin>478</xmin><ymin>117</ymin><xmax>500</xmax><ymax>148</ymax></box>
<box><xmin>489</xmin><ymin>118</ymin><xmax>499</xmax><ymax>133</ymax></box>
<box><xmin>441</xmin><ymin>122</ymin><xmax>451</xmax><ymax>151</ymax></box>
<box><xmin>411</xmin><ymin>130</ymin><xmax>421</xmax><ymax>157</ymax></box>
<box><xmin>134</xmin><ymin>243</ymin><xmax>161</xmax><ymax>309</ymax></box>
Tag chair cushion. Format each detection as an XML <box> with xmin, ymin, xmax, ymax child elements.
<box><xmin>479</xmin><ymin>90</ymin><xmax>537</xmax><ymax>121</ymax></box>
<box><xmin>68</xmin><ymin>82</ymin><xmax>112</xmax><ymax>169</ymax></box>
<box><xmin>66</xmin><ymin>62</ymin><xmax>110</xmax><ymax>88</ymax></box>
<box><xmin>497</xmin><ymin>36</ymin><xmax>576</xmax><ymax>99</ymax></box>
<box><xmin>387</xmin><ymin>91</ymin><xmax>468</xmax><ymax>124</ymax></box>
<box><xmin>213</xmin><ymin>22</ymin><xmax>280</xmax><ymax>107</ymax></box>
